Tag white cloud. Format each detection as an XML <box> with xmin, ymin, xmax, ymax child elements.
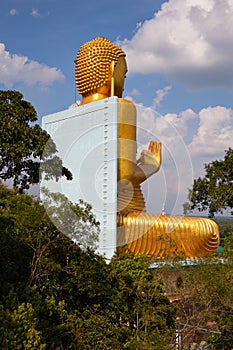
<box><xmin>129</xmin><ymin>88</ymin><xmax>141</xmax><ymax>96</ymax></box>
<box><xmin>0</xmin><ymin>43</ymin><xmax>65</xmax><ymax>88</ymax></box>
<box><xmin>188</xmin><ymin>106</ymin><xmax>233</xmax><ymax>157</ymax></box>
<box><xmin>31</xmin><ymin>8</ymin><xmax>41</xmax><ymax>17</ymax></box>
<box><xmin>137</xmin><ymin>103</ymin><xmax>233</xmax><ymax>161</ymax></box>
<box><xmin>152</xmin><ymin>85</ymin><xmax>172</xmax><ymax>109</ymax></box>
<box><xmin>162</xmin><ymin>108</ymin><xmax>197</xmax><ymax>138</ymax></box>
<box><xmin>118</xmin><ymin>0</ymin><xmax>233</xmax><ymax>88</ymax></box>
<box><xmin>30</xmin><ymin>8</ymin><xmax>50</xmax><ymax>18</ymax></box>
<box><xmin>9</xmin><ymin>9</ymin><xmax>18</xmax><ymax>16</ymax></box>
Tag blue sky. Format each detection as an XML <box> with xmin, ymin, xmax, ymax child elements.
<box><xmin>1</xmin><ymin>0</ymin><xmax>233</xmax><ymax>215</ymax></box>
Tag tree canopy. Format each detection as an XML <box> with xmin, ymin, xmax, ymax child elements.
<box><xmin>175</xmin><ymin>255</ymin><xmax>233</xmax><ymax>349</ymax></box>
<box><xmin>0</xmin><ymin>90</ymin><xmax>72</xmax><ymax>190</ymax></box>
<box><xmin>184</xmin><ymin>148</ymin><xmax>233</xmax><ymax>217</ymax></box>
<box><xmin>0</xmin><ymin>182</ymin><xmax>176</xmax><ymax>349</ymax></box>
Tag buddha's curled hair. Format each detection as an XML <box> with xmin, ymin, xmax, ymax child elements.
<box><xmin>75</xmin><ymin>37</ymin><xmax>126</xmax><ymax>96</ymax></box>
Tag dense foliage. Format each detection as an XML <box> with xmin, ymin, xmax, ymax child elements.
<box><xmin>0</xmin><ymin>90</ymin><xmax>72</xmax><ymax>190</ymax></box>
<box><xmin>174</xmin><ymin>252</ymin><xmax>233</xmax><ymax>349</ymax></box>
<box><xmin>0</xmin><ymin>183</ymin><xmax>176</xmax><ymax>349</ymax></box>
<box><xmin>184</xmin><ymin>148</ymin><xmax>233</xmax><ymax>217</ymax></box>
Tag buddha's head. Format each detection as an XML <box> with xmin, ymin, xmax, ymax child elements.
<box><xmin>75</xmin><ymin>37</ymin><xmax>127</xmax><ymax>104</ymax></box>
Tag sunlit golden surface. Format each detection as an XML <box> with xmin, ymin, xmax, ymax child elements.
<box><xmin>117</xmin><ymin>213</ymin><xmax>220</xmax><ymax>258</ymax></box>
<box><xmin>75</xmin><ymin>37</ymin><xmax>220</xmax><ymax>259</ymax></box>
<box><xmin>75</xmin><ymin>37</ymin><xmax>126</xmax><ymax>101</ymax></box>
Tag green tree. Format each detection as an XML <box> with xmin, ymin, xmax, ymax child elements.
<box><xmin>184</xmin><ymin>148</ymin><xmax>233</xmax><ymax>217</ymax></box>
<box><xmin>0</xmin><ymin>90</ymin><xmax>71</xmax><ymax>190</ymax></box>
<box><xmin>0</xmin><ymin>182</ymin><xmax>102</xmax><ymax>348</ymax></box>
<box><xmin>109</xmin><ymin>253</ymin><xmax>176</xmax><ymax>349</ymax></box>
<box><xmin>214</xmin><ymin>217</ymin><xmax>233</xmax><ymax>247</ymax></box>
<box><xmin>172</xmin><ymin>250</ymin><xmax>233</xmax><ymax>349</ymax></box>
<box><xmin>41</xmin><ymin>188</ymin><xmax>99</xmax><ymax>250</ymax></box>
<box><xmin>0</xmin><ymin>183</ymin><xmax>177</xmax><ymax>349</ymax></box>
<box><xmin>0</xmin><ymin>182</ymin><xmax>99</xmax><ymax>290</ymax></box>
<box><xmin>0</xmin><ymin>302</ymin><xmax>46</xmax><ymax>349</ymax></box>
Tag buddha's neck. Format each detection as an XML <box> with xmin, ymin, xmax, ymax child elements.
<box><xmin>81</xmin><ymin>92</ymin><xmax>110</xmax><ymax>105</ymax></box>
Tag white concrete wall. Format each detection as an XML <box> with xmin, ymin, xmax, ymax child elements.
<box><xmin>41</xmin><ymin>97</ymin><xmax>118</xmax><ymax>259</ymax></box>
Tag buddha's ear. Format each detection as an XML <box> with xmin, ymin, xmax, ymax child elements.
<box><xmin>110</xmin><ymin>61</ymin><xmax>115</xmax><ymax>97</ymax></box>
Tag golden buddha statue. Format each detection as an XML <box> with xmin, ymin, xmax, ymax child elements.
<box><xmin>75</xmin><ymin>37</ymin><xmax>219</xmax><ymax>259</ymax></box>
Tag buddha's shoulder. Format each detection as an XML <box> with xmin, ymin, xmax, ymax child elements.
<box><xmin>118</xmin><ymin>98</ymin><xmax>134</xmax><ymax>105</ymax></box>
<box><xmin>118</xmin><ymin>98</ymin><xmax>136</xmax><ymax>111</ymax></box>
<box><xmin>118</xmin><ymin>98</ymin><xmax>136</xmax><ymax>118</ymax></box>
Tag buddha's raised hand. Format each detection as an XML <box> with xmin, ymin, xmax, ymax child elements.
<box><xmin>139</xmin><ymin>141</ymin><xmax>162</xmax><ymax>173</ymax></box>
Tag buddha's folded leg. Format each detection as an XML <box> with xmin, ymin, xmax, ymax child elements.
<box><xmin>117</xmin><ymin>212</ymin><xmax>220</xmax><ymax>259</ymax></box>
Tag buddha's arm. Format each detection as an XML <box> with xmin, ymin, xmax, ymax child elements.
<box><xmin>118</xmin><ymin>99</ymin><xmax>162</xmax><ymax>186</ymax></box>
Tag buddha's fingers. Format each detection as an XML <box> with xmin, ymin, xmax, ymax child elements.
<box><xmin>148</xmin><ymin>141</ymin><xmax>162</xmax><ymax>155</ymax></box>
